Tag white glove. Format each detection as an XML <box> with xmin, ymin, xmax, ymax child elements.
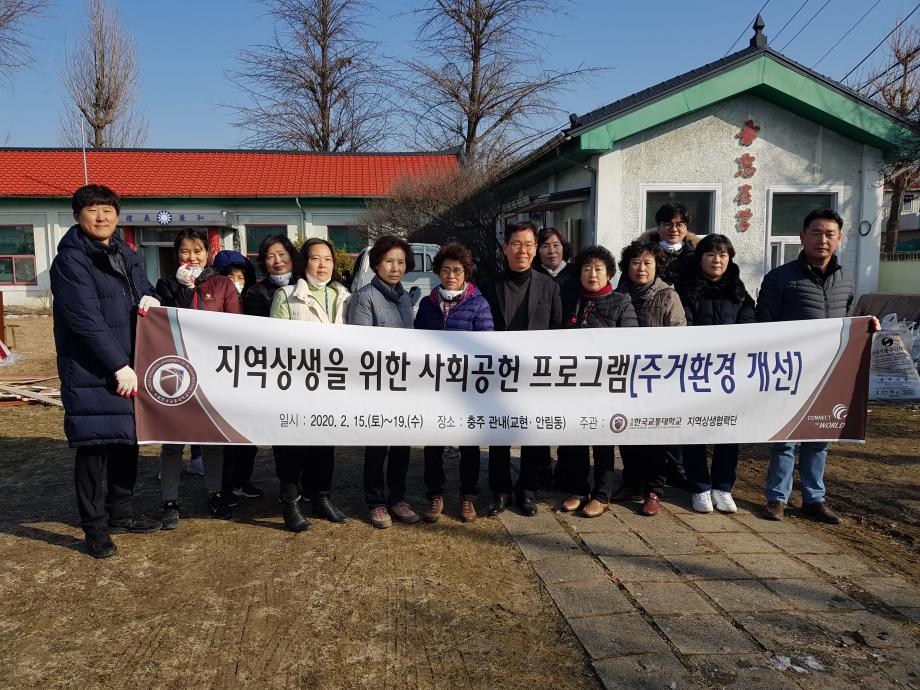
<box><xmin>137</xmin><ymin>295</ymin><xmax>160</xmax><ymax>316</ymax></box>
<box><xmin>114</xmin><ymin>365</ymin><xmax>138</xmax><ymax>398</ymax></box>
<box><xmin>176</xmin><ymin>263</ymin><xmax>199</xmax><ymax>288</ymax></box>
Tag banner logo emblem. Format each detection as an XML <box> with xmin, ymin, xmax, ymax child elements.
<box><xmin>145</xmin><ymin>356</ymin><xmax>198</xmax><ymax>406</ymax></box>
<box><xmin>609</xmin><ymin>414</ymin><xmax>628</xmax><ymax>433</ymax></box>
<box><xmin>832</xmin><ymin>404</ymin><xmax>848</xmax><ymax>421</ymax></box>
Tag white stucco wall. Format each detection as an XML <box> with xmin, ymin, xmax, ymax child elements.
<box><xmin>0</xmin><ymin>199</ymin><xmax>368</xmax><ymax>305</ymax></box>
<box><xmin>595</xmin><ymin>93</ymin><xmax>885</xmax><ymax>296</ymax></box>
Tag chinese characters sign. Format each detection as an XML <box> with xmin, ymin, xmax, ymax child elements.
<box><xmin>734</xmin><ymin>119</ymin><xmax>759</xmax><ymax>232</ymax></box>
<box><xmin>135</xmin><ymin>308</ymin><xmax>873</xmax><ymax>446</ymax></box>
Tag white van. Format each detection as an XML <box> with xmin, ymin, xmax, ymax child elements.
<box><xmin>349</xmin><ymin>242</ymin><xmax>440</xmax><ymax>298</ymax></box>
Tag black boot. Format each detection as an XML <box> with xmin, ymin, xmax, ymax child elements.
<box><xmin>487</xmin><ymin>493</ymin><xmax>511</xmax><ymax>517</ymax></box>
<box><xmin>85</xmin><ymin>530</ymin><xmax>117</xmax><ymax>559</ymax></box>
<box><xmin>517</xmin><ymin>493</ymin><xmax>538</xmax><ymax>517</ymax></box>
<box><xmin>282</xmin><ymin>500</ymin><xmax>311</xmax><ymax>532</ymax></box>
<box><xmin>313</xmin><ymin>493</ymin><xmax>348</xmax><ymax>523</ymax></box>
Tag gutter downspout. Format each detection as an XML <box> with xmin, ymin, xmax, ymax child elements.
<box><xmin>294</xmin><ymin>197</ymin><xmax>307</xmax><ymax>242</ymax></box>
<box><xmin>555</xmin><ymin>144</ymin><xmax>598</xmax><ymax>245</ymax></box>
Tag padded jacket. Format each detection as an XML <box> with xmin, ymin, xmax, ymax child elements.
<box><xmin>414</xmin><ymin>283</ymin><xmax>494</xmax><ymax>331</ymax></box>
<box><xmin>676</xmin><ymin>263</ymin><xmax>756</xmax><ymax>326</ymax></box>
<box><xmin>756</xmin><ymin>252</ymin><xmax>853</xmax><ymax>322</ymax></box>
<box><xmin>50</xmin><ymin>225</ymin><xmax>156</xmax><ymax>446</ymax></box>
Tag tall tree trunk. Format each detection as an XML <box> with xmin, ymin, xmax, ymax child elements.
<box><xmin>884</xmin><ymin>175</ymin><xmax>909</xmax><ymax>253</ymax></box>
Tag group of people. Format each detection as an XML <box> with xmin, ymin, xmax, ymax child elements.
<box><xmin>51</xmin><ymin>183</ymin><xmax>872</xmax><ymax>559</ymax></box>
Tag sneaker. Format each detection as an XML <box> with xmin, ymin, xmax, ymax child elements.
<box><xmin>460</xmin><ymin>495</ymin><xmax>477</xmax><ymax>523</ymax></box>
<box><xmin>160</xmin><ymin>501</ymin><xmax>180</xmax><ymax>530</ymax></box>
<box><xmin>691</xmin><ymin>491</ymin><xmax>714</xmax><ymax>513</ymax></box>
<box><xmin>711</xmin><ymin>490</ymin><xmax>737</xmax><ymax>514</ymax></box>
<box><xmin>84</xmin><ymin>530</ymin><xmax>117</xmax><ymax>559</ymax></box>
<box><xmin>224</xmin><ymin>492</ymin><xmax>241</xmax><ymax>508</ymax></box>
<box><xmin>423</xmin><ymin>496</ymin><xmax>444</xmax><ymax>523</ymax></box>
<box><xmin>802</xmin><ymin>500</ymin><xmax>842</xmax><ymax>524</ymax></box>
<box><xmin>109</xmin><ymin>512</ymin><xmax>163</xmax><ymax>533</ymax></box>
<box><xmin>207</xmin><ymin>491</ymin><xmax>233</xmax><ymax>519</ymax></box>
<box><xmin>184</xmin><ymin>455</ymin><xmax>205</xmax><ymax>476</ymax></box>
<box><xmin>232</xmin><ymin>482</ymin><xmax>264</xmax><ymax>499</ymax></box>
<box><xmin>369</xmin><ymin>506</ymin><xmax>392</xmax><ymax>529</ymax></box>
<box><xmin>391</xmin><ymin>501</ymin><xmax>420</xmax><ymax>524</ymax></box>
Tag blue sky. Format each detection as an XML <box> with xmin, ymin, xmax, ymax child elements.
<box><xmin>0</xmin><ymin>0</ymin><xmax>915</xmax><ymax>149</ymax></box>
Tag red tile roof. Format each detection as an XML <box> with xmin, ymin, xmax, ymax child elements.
<box><xmin>0</xmin><ymin>148</ymin><xmax>460</xmax><ymax>198</ymax></box>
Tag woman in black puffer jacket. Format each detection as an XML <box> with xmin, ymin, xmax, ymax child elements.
<box><xmin>675</xmin><ymin>234</ymin><xmax>755</xmax><ymax>516</ymax></box>
<box><xmin>557</xmin><ymin>246</ymin><xmax>638</xmax><ymax>517</ymax></box>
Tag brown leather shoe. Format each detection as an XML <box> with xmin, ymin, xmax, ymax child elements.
<box><xmin>460</xmin><ymin>495</ymin><xmax>477</xmax><ymax>523</ymax></box>
<box><xmin>802</xmin><ymin>501</ymin><xmax>842</xmax><ymax>524</ymax></box>
<box><xmin>423</xmin><ymin>496</ymin><xmax>444</xmax><ymax>523</ymax></box>
<box><xmin>763</xmin><ymin>501</ymin><xmax>785</xmax><ymax>521</ymax></box>
<box><xmin>580</xmin><ymin>499</ymin><xmax>609</xmax><ymax>518</ymax></box>
<box><xmin>610</xmin><ymin>484</ymin><xmax>642</xmax><ymax>502</ymax></box>
<box><xmin>641</xmin><ymin>493</ymin><xmax>661</xmax><ymax>516</ymax></box>
<box><xmin>559</xmin><ymin>495</ymin><xmax>586</xmax><ymax>512</ymax></box>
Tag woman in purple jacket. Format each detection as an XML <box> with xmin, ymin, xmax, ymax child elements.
<box><xmin>414</xmin><ymin>243</ymin><xmax>494</xmax><ymax>523</ymax></box>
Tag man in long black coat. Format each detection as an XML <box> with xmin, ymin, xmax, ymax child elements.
<box><xmin>479</xmin><ymin>220</ymin><xmax>562</xmax><ymax>517</ymax></box>
<box><xmin>50</xmin><ymin>185</ymin><xmax>162</xmax><ymax>558</ymax></box>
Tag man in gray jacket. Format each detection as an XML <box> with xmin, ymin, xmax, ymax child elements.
<box><xmin>756</xmin><ymin>209</ymin><xmax>876</xmax><ymax>524</ymax></box>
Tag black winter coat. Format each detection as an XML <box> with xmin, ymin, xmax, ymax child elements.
<box><xmin>756</xmin><ymin>252</ymin><xmax>853</xmax><ymax>322</ymax></box>
<box><xmin>676</xmin><ymin>264</ymin><xmax>756</xmax><ymax>326</ymax></box>
<box><xmin>478</xmin><ymin>269</ymin><xmax>562</xmax><ymax>331</ymax></box>
<box><xmin>50</xmin><ymin>225</ymin><xmax>156</xmax><ymax>447</ymax></box>
<box><xmin>536</xmin><ymin>263</ymin><xmax>578</xmax><ymax>316</ymax></box>
<box><xmin>243</xmin><ymin>278</ymin><xmax>290</xmax><ymax>318</ymax></box>
<box><xmin>564</xmin><ymin>288</ymin><xmax>638</xmax><ymax>329</ymax></box>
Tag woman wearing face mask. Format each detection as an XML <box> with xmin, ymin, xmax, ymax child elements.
<box><xmin>155</xmin><ymin>229</ymin><xmax>241</xmax><ymax>528</ymax></box>
<box><xmin>675</xmin><ymin>234</ymin><xmax>755</xmax><ymax>515</ymax></box>
<box><xmin>269</xmin><ymin>238</ymin><xmax>351</xmax><ymax>531</ymax></box>
<box><xmin>414</xmin><ymin>242</ymin><xmax>494</xmax><ymax>524</ymax></box>
<box><xmin>347</xmin><ymin>235</ymin><xmax>419</xmax><ymax>529</ymax></box>
<box><xmin>613</xmin><ymin>241</ymin><xmax>686</xmax><ymax>517</ymax></box>
<box><xmin>557</xmin><ymin>246</ymin><xmax>638</xmax><ymax>517</ymax></box>
<box><xmin>212</xmin><ymin>250</ymin><xmax>263</xmax><ymax>502</ymax></box>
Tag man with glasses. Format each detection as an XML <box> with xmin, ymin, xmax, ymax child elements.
<box><xmin>639</xmin><ymin>203</ymin><xmax>700</xmax><ymax>286</ymax></box>
<box><xmin>479</xmin><ymin>221</ymin><xmax>562</xmax><ymax>517</ymax></box>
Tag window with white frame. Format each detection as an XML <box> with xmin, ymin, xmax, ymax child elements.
<box><xmin>643</xmin><ymin>188</ymin><xmax>717</xmax><ymax>235</ymax></box>
<box><xmin>0</xmin><ymin>225</ymin><xmax>37</xmax><ymax>285</ymax></box>
<box><xmin>767</xmin><ymin>191</ymin><xmax>838</xmax><ymax>271</ymax></box>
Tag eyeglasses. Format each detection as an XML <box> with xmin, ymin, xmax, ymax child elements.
<box><xmin>658</xmin><ymin>222</ymin><xmax>688</xmax><ymax>231</ymax></box>
<box><xmin>439</xmin><ymin>267</ymin><xmax>464</xmax><ymax>276</ymax></box>
<box><xmin>508</xmin><ymin>241</ymin><xmax>537</xmax><ymax>251</ymax></box>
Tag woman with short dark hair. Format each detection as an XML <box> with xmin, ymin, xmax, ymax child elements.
<box><xmin>613</xmin><ymin>240</ymin><xmax>686</xmax><ymax>516</ymax></box>
<box><xmin>676</xmin><ymin>234</ymin><xmax>755</xmax><ymax>515</ymax></box>
<box><xmin>414</xmin><ymin>242</ymin><xmax>494</xmax><ymax>523</ymax></box>
<box><xmin>347</xmin><ymin>235</ymin><xmax>419</xmax><ymax>528</ymax></box>
<box><xmin>536</xmin><ymin>227</ymin><xmax>575</xmax><ymax>291</ymax></box>
<box><xmin>557</xmin><ymin>246</ymin><xmax>638</xmax><ymax>517</ymax></box>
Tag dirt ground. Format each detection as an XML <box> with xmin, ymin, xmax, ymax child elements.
<box><xmin>1</xmin><ymin>315</ymin><xmax>918</xmax><ymax>688</ymax></box>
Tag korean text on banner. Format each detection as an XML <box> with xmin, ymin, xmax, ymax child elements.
<box><xmin>135</xmin><ymin>308</ymin><xmax>873</xmax><ymax>446</ymax></box>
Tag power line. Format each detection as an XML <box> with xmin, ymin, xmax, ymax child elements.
<box><xmin>841</xmin><ymin>1</ymin><xmax>920</xmax><ymax>82</ymax></box>
<box><xmin>868</xmin><ymin>59</ymin><xmax>920</xmax><ymax>97</ymax></box>
<box><xmin>779</xmin><ymin>0</ymin><xmax>834</xmax><ymax>52</ymax></box>
<box><xmin>858</xmin><ymin>46</ymin><xmax>920</xmax><ymax>90</ymax></box>
<box><xmin>723</xmin><ymin>0</ymin><xmax>771</xmax><ymax>56</ymax></box>
<box><xmin>812</xmin><ymin>0</ymin><xmax>883</xmax><ymax>69</ymax></box>
<box><xmin>773</xmin><ymin>0</ymin><xmax>811</xmax><ymax>42</ymax></box>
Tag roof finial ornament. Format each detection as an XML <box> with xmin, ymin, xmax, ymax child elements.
<box><xmin>750</xmin><ymin>14</ymin><xmax>768</xmax><ymax>49</ymax></box>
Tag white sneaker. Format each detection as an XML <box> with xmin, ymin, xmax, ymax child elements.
<box><xmin>691</xmin><ymin>491</ymin><xmax>713</xmax><ymax>513</ymax></box>
<box><xmin>711</xmin><ymin>490</ymin><xmax>737</xmax><ymax>513</ymax></box>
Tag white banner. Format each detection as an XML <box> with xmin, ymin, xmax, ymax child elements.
<box><xmin>135</xmin><ymin>308</ymin><xmax>873</xmax><ymax>446</ymax></box>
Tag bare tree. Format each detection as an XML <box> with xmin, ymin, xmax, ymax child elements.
<box><xmin>0</xmin><ymin>0</ymin><xmax>46</xmax><ymax>80</ymax></box>
<box><xmin>59</xmin><ymin>0</ymin><xmax>147</xmax><ymax>148</ymax></box>
<box><xmin>402</xmin><ymin>0</ymin><xmax>602</xmax><ymax>167</ymax></box>
<box><xmin>364</xmin><ymin>162</ymin><xmax>509</xmax><ymax>278</ymax></box>
<box><xmin>227</xmin><ymin>0</ymin><xmax>391</xmax><ymax>151</ymax></box>
<box><xmin>859</xmin><ymin>24</ymin><xmax>920</xmax><ymax>253</ymax></box>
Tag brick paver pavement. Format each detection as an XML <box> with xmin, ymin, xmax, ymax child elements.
<box><xmin>501</xmin><ymin>487</ymin><xmax>920</xmax><ymax>689</ymax></box>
